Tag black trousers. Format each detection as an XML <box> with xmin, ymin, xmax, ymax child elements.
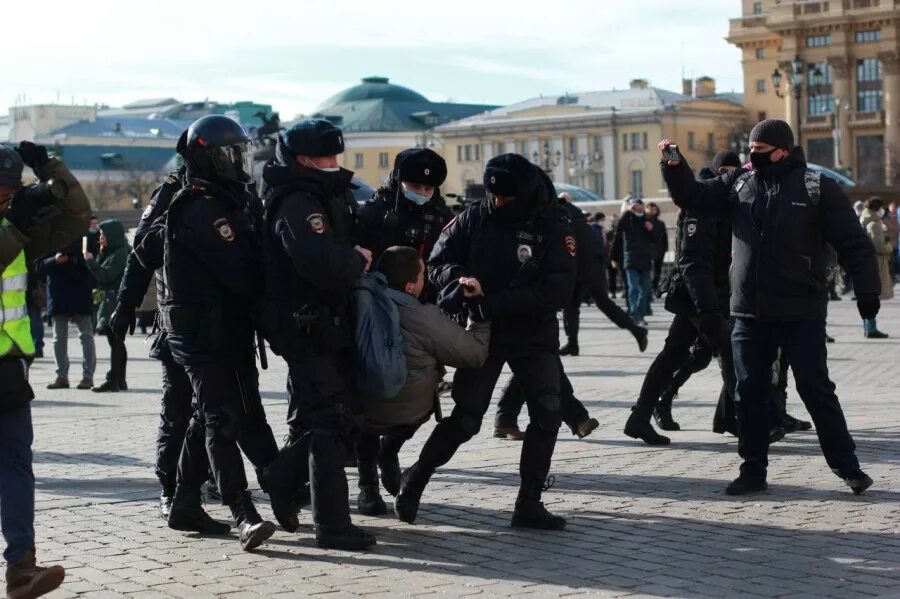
<box><xmin>634</xmin><ymin>313</ymin><xmax>736</xmax><ymax>424</ymax></box>
<box><xmin>563</xmin><ymin>267</ymin><xmax>638</xmax><ymax>346</ymax></box>
<box><xmin>155</xmin><ymin>351</ymin><xmax>207</xmax><ymax>492</ymax></box>
<box><xmin>177</xmin><ymin>360</ymin><xmax>278</xmax><ymax>505</ymax></box>
<box><xmin>356</xmin><ymin>423</ymin><xmax>422</xmax><ymax>488</ymax></box>
<box><xmin>732</xmin><ymin>318</ymin><xmax>858</xmax><ymax>478</ymax></box>
<box><xmin>415</xmin><ymin>348</ymin><xmax>561</xmax><ymax>492</ymax></box>
<box><xmin>652</xmin><ymin>258</ymin><xmax>664</xmax><ymax>293</ymax></box>
<box><xmin>286</xmin><ymin>350</ymin><xmax>360</xmax><ymax>532</ymax></box>
<box><xmin>495</xmin><ymin>356</ymin><xmax>588</xmax><ymax>431</ymax></box>
<box><xmin>104</xmin><ymin>330</ymin><xmax>127</xmax><ymax>385</ymax></box>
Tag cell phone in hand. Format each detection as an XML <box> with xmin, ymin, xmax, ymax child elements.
<box><xmin>462</xmin><ymin>283</ymin><xmax>476</xmax><ymax>293</ymax></box>
<box><xmin>665</xmin><ymin>144</ymin><xmax>681</xmax><ymax>162</ymax></box>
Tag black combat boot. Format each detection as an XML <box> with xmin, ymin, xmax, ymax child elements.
<box><xmin>394</xmin><ymin>463</ymin><xmax>429</xmax><ymax>524</ymax></box>
<box><xmin>624</xmin><ymin>408</ymin><xmax>670</xmax><ymax>445</ymax></box>
<box><xmin>269</xmin><ymin>492</ymin><xmax>301</xmax><ymax>533</ymax></box>
<box><xmin>725</xmin><ymin>473</ymin><xmax>768</xmax><ymax>495</ymax></box>
<box><xmin>558</xmin><ymin>342</ymin><xmax>579</xmax><ymax>356</ymax></box>
<box><xmin>315</xmin><ymin>524</ymin><xmax>377</xmax><ymax>550</ymax></box>
<box><xmin>838</xmin><ymin>468</ymin><xmax>873</xmax><ymax>495</ymax></box>
<box><xmin>378</xmin><ymin>441</ymin><xmax>402</xmax><ymax>497</ymax></box>
<box><xmin>159</xmin><ymin>488</ymin><xmax>174</xmax><ymax>520</ymax></box>
<box><xmin>356</xmin><ymin>456</ymin><xmax>387</xmax><ymax>516</ymax></box>
<box><xmin>631</xmin><ymin>326</ymin><xmax>649</xmax><ymax>352</ymax></box>
<box><xmin>167</xmin><ymin>486</ymin><xmax>231</xmax><ymax>534</ymax></box>
<box><xmin>228</xmin><ymin>491</ymin><xmax>276</xmax><ymax>551</ymax></box>
<box><xmin>511</xmin><ymin>479</ymin><xmax>566</xmax><ymax>530</ymax></box>
<box><xmin>653</xmin><ymin>399</ymin><xmax>680</xmax><ymax>431</ymax></box>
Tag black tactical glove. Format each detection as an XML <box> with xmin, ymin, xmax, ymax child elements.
<box><xmin>109</xmin><ymin>302</ymin><xmax>137</xmax><ymax>340</ymax></box>
<box><xmin>14</xmin><ymin>142</ymin><xmax>50</xmax><ymax>170</ymax></box>
<box><xmin>4</xmin><ymin>185</ymin><xmax>57</xmax><ymax>233</ymax></box>
<box><xmin>857</xmin><ymin>295</ymin><xmax>880</xmax><ymax>321</ymax></box>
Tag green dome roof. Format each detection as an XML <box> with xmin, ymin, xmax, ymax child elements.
<box><xmin>316</xmin><ymin>77</ymin><xmax>430</xmax><ymax>112</ymax></box>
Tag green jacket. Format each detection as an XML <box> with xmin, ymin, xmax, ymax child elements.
<box><xmin>86</xmin><ymin>219</ymin><xmax>129</xmax><ymax>331</ymax></box>
<box><xmin>0</xmin><ymin>157</ymin><xmax>92</xmax><ymax>358</ymax></box>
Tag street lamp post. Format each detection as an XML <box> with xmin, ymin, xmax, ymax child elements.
<box><xmin>531</xmin><ymin>140</ymin><xmax>561</xmax><ymax>175</ymax></box>
<box><xmin>772</xmin><ymin>55</ymin><xmax>811</xmax><ymax>147</ymax></box>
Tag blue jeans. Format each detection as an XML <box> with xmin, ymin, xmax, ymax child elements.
<box><xmin>0</xmin><ymin>401</ymin><xmax>35</xmax><ymax>563</ymax></box>
<box><xmin>732</xmin><ymin>318</ymin><xmax>858</xmax><ymax>479</ymax></box>
<box><xmin>626</xmin><ymin>268</ymin><xmax>652</xmax><ymax>321</ymax></box>
<box><xmin>28</xmin><ymin>308</ymin><xmax>44</xmax><ymax>353</ymax></box>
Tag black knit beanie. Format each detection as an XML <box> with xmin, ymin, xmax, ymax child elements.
<box><xmin>749</xmin><ymin>119</ymin><xmax>794</xmax><ymax>150</ymax></box>
<box><xmin>710</xmin><ymin>150</ymin><xmax>742</xmax><ymax>172</ymax></box>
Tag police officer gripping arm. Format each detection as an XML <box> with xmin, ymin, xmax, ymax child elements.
<box><xmin>394</xmin><ymin>153</ymin><xmax>577</xmax><ymax>530</ymax></box>
<box><xmin>658</xmin><ymin>119</ymin><xmax>880</xmax><ymax>496</ymax></box>
<box><xmin>0</xmin><ymin>141</ymin><xmax>90</xmax><ymax>597</ymax></box>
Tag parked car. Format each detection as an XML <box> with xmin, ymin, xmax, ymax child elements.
<box><xmin>553</xmin><ymin>182</ymin><xmax>602</xmax><ymax>203</ymax></box>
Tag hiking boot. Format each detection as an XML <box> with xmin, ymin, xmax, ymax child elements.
<box><xmin>92</xmin><ymin>380</ymin><xmax>120</xmax><ymax>393</ymax></box>
<box><xmin>624</xmin><ymin>409</ymin><xmax>670</xmax><ymax>446</ymax></box>
<box><xmin>167</xmin><ymin>486</ymin><xmax>231</xmax><ymax>535</ymax></box>
<box><xmin>559</xmin><ymin>343</ymin><xmax>579</xmax><ymax>357</ymax></box>
<box><xmin>493</xmin><ymin>426</ymin><xmax>526</xmax><ymax>441</ymax></box>
<box><xmin>570</xmin><ymin>417</ymin><xmax>599</xmax><ymax>439</ymax></box>
<box><xmin>270</xmin><ymin>491</ymin><xmax>300</xmax><ymax>533</ymax></box>
<box><xmin>632</xmin><ymin>326</ymin><xmax>648</xmax><ymax>352</ymax></box>
<box><xmin>315</xmin><ymin>524</ymin><xmax>376</xmax><ymax>550</ymax></box>
<box><xmin>725</xmin><ymin>474</ymin><xmax>768</xmax><ymax>495</ymax></box>
<box><xmin>653</xmin><ymin>401</ymin><xmax>680</xmax><ymax>431</ymax></box>
<box><xmin>159</xmin><ymin>489</ymin><xmax>174</xmax><ymax>520</ymax></box>
<box><xmin>46</xmin><ymin>378</ymin><xmax>69</xmax><ymax>390</ymax></box>
<box><xmin>378</xmin><ymin>443</ymin><xmax>402</xmax><ymax>497</ymax></box>
<box><xmin>839</xmin><ymin>469</ymin><xmax>873</xmax><ymax>495</ymax></box>
<box><xmin>394</xmin><ymin>464</ymin><xmax>427</xmax><ymax>524</ymax></box>
<box><xmin>229</xmin><ymin>491</ymin><xmax>275</xmax><ymax>551</ymax></box>
<box><xmin>75</xmin><ymin>377</ymin><xmax>93</xmax><ymax>390</ymax></box>
<box><xmin>357</xmin><ymin>485</ymin><xmax>387</xmax><ymax>516</ymax></box>
<box><xmin>5</xmin><ymin>550</ymin><xmax>65</xmax><ymax>599</ymax></box>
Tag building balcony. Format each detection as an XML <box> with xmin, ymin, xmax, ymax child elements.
<box><xmin>849</xmin><ymin>110</ymin><xmax>885</xmax><ymax>129</ymax></box>
<box><xmin>802</xmin><ymin>114</ymin><xmax>834</xmax><ymax>132</ymax></box>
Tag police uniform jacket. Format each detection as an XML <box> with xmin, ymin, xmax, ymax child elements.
<box><xmin>428</xmin><ymin>173</ymin><xmax>577</xmax><ymax>352</ymax></box>
<box><xmin>258</xmin><ymin>139</ymin><xmax>365</xmax><ymax>358</ymax></box>
<box><xmin>662</xmin><ymin>147</ymin><xmax>880</xmax><ymax>321</ymax></box>
<box><xmin>134</xmin><ymin>174</ymin><xmax>261</xmax><ymax>366</ymax></box>
<box><xmin>357</xmin><ymin>187</ymin><xmax>453</xmax><ymax>261</ymax></box>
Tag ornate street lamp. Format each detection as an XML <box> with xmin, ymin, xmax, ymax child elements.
<box><xmin>772</xmin><ymin>55</ymin><xmax>808</xmax><ymax>146</ymax></box>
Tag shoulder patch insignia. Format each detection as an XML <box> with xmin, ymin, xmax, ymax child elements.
<box><xmin>214</xmin><ymin>218</ymin><xmax>235</xmax><ymax>242</ymax></box>
<box><xmin>686</xmin><ymin>219</ymin><xmax>698</xmax><ymax>237</ymax></box>
<box><xmin>141</xmin><ymin>204</ymin><xmax>154</xmax><ymax>220</ymax></box>
<box><xmin>307</xmin><ymin>213</ymin><xmax>327</xmax><ymax>235</ymax></box>
<box><xmin>517</xmin><ymin>244</ymin><xmax>533</xmax><ymax>263</ymax></box>
<box><xmin>564</xmin><ymin>235</ymin><xmax>577</xmax><ymax>257</ymax></box>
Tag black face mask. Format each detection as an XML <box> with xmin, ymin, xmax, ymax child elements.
<box><xmin>750</xmin><ymin>149</ymin><xmax>775</xmax><ymax>173</ymax></box>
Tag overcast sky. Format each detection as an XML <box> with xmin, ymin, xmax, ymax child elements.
<box><xmin>4</xmin><ymin>1</ymin><xmax>742</xmax><ymax>119</ymax></box>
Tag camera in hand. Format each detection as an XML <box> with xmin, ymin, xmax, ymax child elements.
<box><xmin>665</xmin><ymin>144</ymin><xmax>681</xmax><ymax>162</ymax></box>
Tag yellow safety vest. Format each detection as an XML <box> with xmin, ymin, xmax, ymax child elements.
<box><xmin>0</xmin><ymin>218</ymin><xmax>35</xmax><ymax>357</ymax></box>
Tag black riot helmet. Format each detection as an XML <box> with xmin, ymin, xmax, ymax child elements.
<box><xmin>183</xmin><ymin>115</ymin><xmax>253</xmax><ymax>183</ymax></box>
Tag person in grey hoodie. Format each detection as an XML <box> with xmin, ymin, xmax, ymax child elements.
<box><xmin>356</xmin><ymin>245</ymin><xmax>490</xmax><ymax>516</ymax></box>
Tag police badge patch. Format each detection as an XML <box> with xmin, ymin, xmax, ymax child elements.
<box><xmin>517</xmin><ymin>244</ymin><xmax>533</xmax><ymax>263</ymax></box>
<box><xmin>564</xmin><ymin>235</ymin><xmax>577</xmax><ymax>257</ymax></box>
<box><xmin>213</xmin><ymin>218</ymin><xmax>235</xmax><ymax>242</ymax></box>
<box><xmin>686</xmin><ymin>219</ymin><xmax>698</xmax><ymax>237</ymax></box>
<box><xmin>307</xmin><ymin>213</ymin><xmax>326</xmax><ymax>235</ymax></box>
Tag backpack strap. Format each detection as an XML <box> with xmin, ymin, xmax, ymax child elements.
<box><xmin>804</xmin><ymin>169</ymin><xmax>821</xmax><ymax>206</ymax></box>
<box><xmin>731</xmin><ymin>170</ymin><xmax>755</xmax><ymax>198</ymax></box>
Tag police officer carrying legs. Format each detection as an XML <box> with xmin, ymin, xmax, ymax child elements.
<box><xmin>394</xmin><ymin>154</ymin><xmax>577</xmax><ymax>529</ymax></box>
<box><xmin>354</xmin><ymin>148</ymin><xmax>452</xmax><ymax>515</ymax></box>
<box><xmin>134</xmin><ymin>115</ymin><xmax>285</xmax><ymax>549</ymax></box>
<box><xmin>258</xmin><ymin>119</ymin><xmax>376</xmax><ymax>550</ymax></box>
<box><xmin>660</xmin><ymin>119</ymin><xmax>879</xmax><ymax>495</ymax></box>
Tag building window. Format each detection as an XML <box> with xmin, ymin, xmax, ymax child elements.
<box><xmin>475</xmin><ymin>145</ymin><xmax>480</xmax><ymax>161</ymax></box>
<box><xmin>521</xmin><ymin>141</ymin><xmax>529</xmax><ymax>155</ymax></box>
<box><xmin>630</xmin><ymin>170</ymin><xmax>643</xmax><ymax>198</ymax></box>
<box><xmin>568</xmin><ymin>137</ymin><xmax>577</xmax><ymax>157</ymax></box>
<box><xmin>752</xmin><ymin>2</ymin><xmax>762</xmax><ymax>15</ymax></box>
<box><xmin>378</xmin><ymin>152</ymin><xmax>389</xmax><ymax>168</ymax></box>
<box><xmin>856</xmin><ymin>135</ymin><xmax>885</xmax><ymax>185</ymax></box>
<box><xmin>707</xmin><ymin>132</ymin><xmax>715</xmax><ymax>151</ymax></box>
<box><xmin>757</xmin><ymin>111</ymin><xmax>767</xmax><ymax>122</ymax></box>
<box><xmin>807</xmin><ymin>62</ymin><xmax>834</xmax><ymax>116</ymax></box>
<box><xmin>593</xmin><ymin>135</ymin><xmax>603</xmax><ymax>154</ymax></box>
<box><xmin>497</xmin><ymin>142</ymin><xmax>506</xmax><ymax>154</ymax></box>
<box><xmin>756</xmin><ymin>48</ymin><xmax>765</xmax><ymax>59</ymax></box>
<box><xmin>807</xmin><ymin>138</ymin><xmax>835</xmax><ymax>169</ymax></box>
<box><xmin>353</xmin><ymin>153</ymin><xmax>364</xmax><ymax>169</ymax></box>
<box><xmin>622</xmin><ymin>134</ymin><xmax>628</xmax><ymax>151</ymax></box>
<box><xmin>806</xmin><ymin>34</ymin><xmax>831</xmax><ymax>48</ymax></box>
<box><xmin>642</xmin><ymin>132</ymin><xmax>648</xmax><ymax>150</ymax></box>
<box><xmin>688</xmin><ymin>131</ymin><xmax>696</xmax><ymax>151</ymax></box>
<box><xmin>464</xmin><ymin>145</ymin><xmax>472</xmax><ymax>161</ymax></box>
<box><xmin>593</xmin><ymin>173</ymin><xmax>605</xmax><ymax>198</ymax></box>
<box><xmin>855</xmin><ymin>30</ymin><xmax>881</xmax><ymax>43</ymax></box>
<box><xmin>756</xmin><ymin>79</ymin><xmax>766</xmax><ymax>93</ymax></box>
<box><xmin>457</xmin><ymin>146</ymin><xmax>462</xmax><ymax>162</ymax></box>
<box><xmin>857</xmin><ymin>58</ymin><xmax>883</xmax><ymax>112</ymax></box>
<box><xmin>630</xmin><ymin>133</ymin><xmax>641</xmax><ymax>150</ymax></box>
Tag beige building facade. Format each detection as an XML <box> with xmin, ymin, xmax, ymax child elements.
<box><xmin>436</xmin><ymin>80</ymin><xmax>747</xmax><ymax>199</ymax></box>
<box><xmin>728</xmin><ymin>0</ymin><xmax>900</xmax><ymax>185</ymax></box>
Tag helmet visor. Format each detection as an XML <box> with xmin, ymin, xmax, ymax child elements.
<box><xmin>211</xmin><ymin>142</ymin><xmax>253</xmax><ymax>183</ymax></box>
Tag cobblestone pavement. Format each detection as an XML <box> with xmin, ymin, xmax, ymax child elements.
<box><xmin>18</xmin><ymin>297</ymin><xmax>900</xmax><ymax>598</ymax></box>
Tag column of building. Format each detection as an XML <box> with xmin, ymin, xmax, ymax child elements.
<box><xmin>879</xmin><ymin>51</ymin><xmax>900</xmax><ymax>185</ymax></box>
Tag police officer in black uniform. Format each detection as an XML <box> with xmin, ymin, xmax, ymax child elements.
<box><xmin>258</xmin><ymin>119</ymin><xmax>376</xmax><ymax>550</ymax></box>
<box><xmin>134</xmin><ymin>115</ymin><xmax>289</xmax><ymax>550</ymax></box>
<box><xmin>394</xmin><ymin>153</ymin><xmax>577</xmax><ymax>530</ymax></box>
<box><xmin>622</xmin><ymin>151</ymin><xmax>741</xmax><ymax>446</ymax></box>
<box><xmin>109</xmin><ymin>135</ymin><xmax>208</xmax><ymax>522</ymax></box>
<box><xmin>353</xmin><ymin>148</ymin><xmax>452</xmax><ymax>516</ymax></box>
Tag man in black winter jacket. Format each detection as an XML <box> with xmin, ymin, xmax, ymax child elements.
<box><xmin>659</xmin><ymin>119</ymin><xmax>880</xmax><ymax>496</ymax></box>
<box><xmin>611</xmin><ymin>198</ymin><xmax>655</xmax><ymax>324</ymax></box>
<box><xmin>394</xmin><ymin>154</ymin><xmax>577</xmax><ymax>530</ymax></box>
